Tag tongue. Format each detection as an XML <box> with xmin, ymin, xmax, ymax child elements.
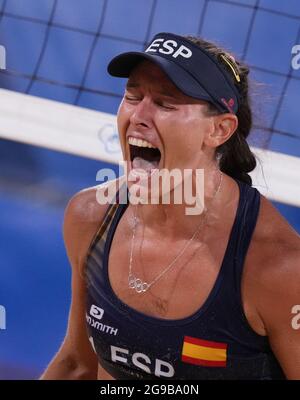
<box><xmin>132</xmin><ymin>157</ymin><xmax>159</xmax><ymax>175</ymax></box>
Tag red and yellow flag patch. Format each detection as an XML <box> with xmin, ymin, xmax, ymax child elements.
<box><xmin>181</xmin><ymin>336</ymin><xmax>228</xmax><ymax>367</ymax></box>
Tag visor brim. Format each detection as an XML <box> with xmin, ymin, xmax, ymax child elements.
<box><xmin>108</xmin><ymin>52</ymin><xmax>217</xmax><ymax>106</ymax></box>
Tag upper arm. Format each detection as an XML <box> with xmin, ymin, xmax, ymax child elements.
<box><xmin>52</xmin><ymin>186</ymin><xmax>110</xmax><ymax>378</ymax></box>
<box><xmin>257</xmin><ymin>248</ymin><xmax>300</xmax><ymax>379</ymax></box>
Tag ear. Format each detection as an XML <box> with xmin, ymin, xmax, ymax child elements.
<box><xmin>204</xmin><ymin>113</ymin><xmax>238</xmax><ymax>148</ymax></box>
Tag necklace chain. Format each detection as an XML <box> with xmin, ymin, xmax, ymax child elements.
<box><xmin>128</xmin><ymin>172</ymin><xmax>223</xmax><ymax>293</ymax></box>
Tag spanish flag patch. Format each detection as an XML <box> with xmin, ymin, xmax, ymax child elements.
<box><xmin>181</xmin><ymin>336</ymin><xmax>228</xmax><ymax>367</ymax></box>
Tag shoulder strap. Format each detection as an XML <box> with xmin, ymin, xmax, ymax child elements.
<box><xmin>85</xmin><ymin>179</ymin><xmax>128</xmax><ymax>264</ymax></box>
<box><xmin>232</xmin><ymin>180</ymin><xmax>261</xmax><ymax>296</ymax></box>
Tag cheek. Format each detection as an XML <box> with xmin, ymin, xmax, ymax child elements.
<box><xmin>117</xmin><ymin>99</ymin><xmax>126</xmax><ymax>131</ymax></box>
<box><xmin>164</xmin><ymin>117</ymin><xmax>209</xmax><ymax>161</ymax></box>
<box><xmin>180</xmin><ymin>114</ymin><xmax>212</xmax><ymax>147</ymax></box>
<box><xmin>117</xmin><ymin>100</ymin><xmax>131</xmax><ymax>142</ymax></box>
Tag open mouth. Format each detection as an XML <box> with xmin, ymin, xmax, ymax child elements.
<box><xmin>128</xmin><ymin>138</ymin><xmax>161</xmax><ymax>174</ymax></box>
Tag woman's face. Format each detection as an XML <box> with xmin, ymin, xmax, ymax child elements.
<box><xmin>117</xmin><ymin>61</ymin><xmax>215</xmax><ymax>176</ymax></box>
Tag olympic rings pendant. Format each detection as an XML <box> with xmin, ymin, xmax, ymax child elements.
<box><xmin>128</xmin><ymin>274</ymin><xmax>150</xmax><ymax>293</ymax></box>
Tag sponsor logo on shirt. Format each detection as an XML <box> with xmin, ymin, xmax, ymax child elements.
<box><xmin>86</xmin><ymin>304</ymin><xmax>118</xmax><ymax>336</ymax></box>
<box><xmin>90</xmin><ymin>304</ymin><xmax>104</xmax><ymax>320</ymax></box>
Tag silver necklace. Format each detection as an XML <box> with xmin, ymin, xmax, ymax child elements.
<box><xmin>128</xmin><ymin>172</ymin><xmax>223</xmax><ymax>293</ymax></box>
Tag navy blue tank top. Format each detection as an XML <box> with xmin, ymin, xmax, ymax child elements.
<box><xmin>84</xmin><ymin>179</ymin><xmax>285</xmax><ymax>380</ymax></box>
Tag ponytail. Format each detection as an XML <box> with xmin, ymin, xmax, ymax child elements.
<box><xmin>185</xmin><ymin>36</ymin><xmax>256</xmax><ymax>185</ymax></box>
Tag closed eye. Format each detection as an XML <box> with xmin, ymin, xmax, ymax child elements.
<box><xmin>124</xmin><ymin>95</ymin><xmax>141</xmax><ymax>102</ymax></box>
<box><xmin>124</xmin><ymin>91</ymin><xmax>177</xmax><ymax>110</ymax></box>
<box><xmin>155</xmin><ymin>100</ymin><xmax>176</xmax><ymax>110</ymax></box>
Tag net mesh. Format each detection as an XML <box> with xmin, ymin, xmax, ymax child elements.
<box><xmin>0</xmin><ymin>0</ymin><xmax>299</xmax><ymax>156</ymax></box>
<box><xmin>1</xmin><ymin>1</ymin><xmax>299</xmax><ymax>381</ymax></box>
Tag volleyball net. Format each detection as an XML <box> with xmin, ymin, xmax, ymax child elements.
<box><xmin>0</xmin><ymin>0</ymin><xmax>299</xmax><ymax>206</ymax></box>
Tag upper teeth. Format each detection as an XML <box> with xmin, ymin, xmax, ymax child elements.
<box><xmin>128</xmin><ymin>137</ymin><xmax>156</xmax><ymax>148</ymax></box>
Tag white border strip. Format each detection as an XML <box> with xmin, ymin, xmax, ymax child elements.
<box><xmin>0</xmin><ymin>89</ymin><xmax>299</xmax><ymax>207</ymax></box>
<box><xmin>249</xmin><ymin>149</ymin><xmax>300</xmax><ymax>207</ymax></box>
<box><xmin>0</xmin><ymin>88</ymin><xmax>121</xmax><ymax>164</ymax></box>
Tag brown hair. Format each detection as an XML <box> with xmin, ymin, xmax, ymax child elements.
<box><xmin>185</xmin><ymin>36</ymin><xmax>256</xmax><ymax>186</ymax></box>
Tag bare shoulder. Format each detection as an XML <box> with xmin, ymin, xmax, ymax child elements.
<box><xmin>65</xmin><ymin>176</ymin><xmax>124</xmax><ymax>223</ymax></box>
<box><xmin>249</xmin><ymin>194</ymin><xmax>300</xmax><ymax>330</ymax></box>
<box><xmin>63</xmin><ymin>176</ymin><xmax>125</xmax><ymax>268</ymax></box>
<box><xmin>253</xmin><ymin>194</ymin><xmax>300</xmax><ymax>264</ymax></box>
<box><xmin>41</xmin><ymin>178</ymin><xmax>125</xmax><ymax>379</ymax></box>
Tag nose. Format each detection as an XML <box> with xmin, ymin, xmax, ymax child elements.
<box><xmin>129</xmin><ymin>97</ymin><xmax>153</xmax><ymax>129</ymax></box>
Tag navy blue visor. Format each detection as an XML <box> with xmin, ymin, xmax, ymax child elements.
<box><xmin>107</xmin><ymin>32</ymin><xmax>241</xmax><ymax>114</ymax></box>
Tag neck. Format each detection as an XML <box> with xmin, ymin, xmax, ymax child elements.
<box><xmin>127</xmin><ymin>167</ymin><xmax>230</xmax><ymax>240</ymax></box>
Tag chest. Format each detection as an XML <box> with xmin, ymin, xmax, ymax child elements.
<box><xmin>106</xmin><ymin>210</ymin><xmax>259</xmax><ymax>322</ymax></box>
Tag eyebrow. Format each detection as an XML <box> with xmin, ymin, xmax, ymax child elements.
<box><xmin>126</xmin><ymin>81</ymin><xmax>139</xmax><ymax>89</ymax></box>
